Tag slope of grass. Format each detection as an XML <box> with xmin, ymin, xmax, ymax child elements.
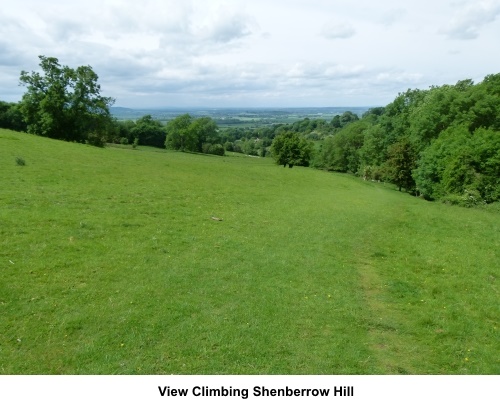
<box><xmin>1</xmin><ymin>129</ymin><xmax>499</xmax><ymax>374</ymax></box>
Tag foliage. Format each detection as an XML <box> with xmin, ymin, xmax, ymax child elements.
<box><xmin>219</xmin><ymin>115</ymin><xmax>347</xmax><ymax>150</ymax></box>
<box><xmin>316</xmin><ymin>121</ymin><xmax>369</xmax><ymax>173</ymax></box>
<box><xmin>130</xmin><ymin>115</ymin><xmax>166</xmax><ymax>148</ymax></box>
<box><xmin>270</xmin><ymin>131</ymin><xmax>313</xmax><ymax>168</ymax></box>
<box><xmin>415</xmin><ymin>126</ymin><xmax>500</xmax><ymax>202</ymax></box>
<box><xmin>385</xmin><ymin>137</ymin><xmax>417</xmax><ymax>192</ymax></box>
<box><xmin>313</xmin><ymin>73</ymin><xmax>500</xmax><ymax>205</ymax></box>
<box><xmin>331</xmin><ymin>110</ymin><xmax>359</xmax><ymax>129</ymax></box>
<box><xmin>0</xmin><ymin>101</ymin><xmax>27</xmax><ymax>132</ymax></box>
<box><xmin>19</xmin><ymin>56</ymin><xmax>115</xmax><ymax>144</ymax></box>
<box><xmin>202</xmin><ymin>143</ymin><xmax>225</xmax><ymax>156</ymax></box>
<box><xmin>165</xmin><ymin>114</ymin><xmax>222</xmax><ymax>154</ymax></box>
<box><xmin>165</xmin><ymin>113</ymin><xmax>194</xmax><ymax>151</ymax></box>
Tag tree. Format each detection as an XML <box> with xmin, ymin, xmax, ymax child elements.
<box><xmin>414</xmin><ymin>126</ymin><xmax>500</xmax><ymax>202</ymax></box>
<box><xmin>188</xmin><ymin>116</ymin><xmax>219</xmax><ymax>152</ymax></box>
<box><xmin>316</xmin><ymin>120</ymin><xmax>369</xmax><ymax>173</ymax></box>
<box><xmin>130</xmin><ymin>115</ymin><xmax>166</xmax><ymax>148</ymax></box>
<box><xmin>385</xmin><ymin>137</ymin><xmax>417</xmax><ymax>192</ymax></box>
<box><xmin>270</xmin><ymin>131</ymin><xmax>313</xmax><ymax>168</ymax></box>
<box><xmin>165</xmin><ymin>115</ymin><xmax>222</xmax><ymax>153</ymax></box>
<box><xmin>165</xmin><ymin>114</ymin><xmax>195</xmax><ymax>151</ymax></box>
<box><xmin>0</xmin><ymin>101</ymin><xmax>26</xmax><ymax>131</ymax></box>
<box><xmin>19</xmin><ymin>56</ymin><xmax>114</xmax><ymax>144</ymax></box>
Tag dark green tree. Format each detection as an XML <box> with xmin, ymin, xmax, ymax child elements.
<box><xmin>19</xmin><ymin>56</ymin><xmax>114</xmax><ymax>144</ymax></box>
<box><xmin>130</xmin><ymin>115</ymin><xmax>166</xmax><ymax>148</ymax></box>
<box><xmin>165</xmin><ymin>114</ymin><xmax>195</xmax><ymax>151</ymax></box>
<box><xmin>188</xmin><ymin>116</ymin><xmax>220</xmax><ymax>152</ymax></box>
<box><xmin>165</xmin><ymin>115</ymin><xmax>221</xmax><ymax>153</ymax></box>
<box><xmin>0</xmin><ymin>101</ymin><xmax>27</xmax><ymax>131</ymax></box>
<box><xmin>270</xmin><ymin>131</ymin><xmax>313</xmax><ymax>168</ymax></box>
<box><xmin>385</xmin><ymin>137</ymin><xmax>417</xmax><ymax>192</ymax></box>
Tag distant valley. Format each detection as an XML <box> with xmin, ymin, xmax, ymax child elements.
<box><xmin>110</xmin><ymin>106</ymin><xmax>372</xmax><ymax>127</ymax></box>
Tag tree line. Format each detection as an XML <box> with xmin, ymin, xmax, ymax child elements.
<box><xmin>2</xmin><ymin>56</ymin><xmax>227</xmax><ymax>154</ymax></box>
<box><xmin>3</xmin><ymin>56</ymin><xmax>499</xmax><ymax>206</ymax></box>
<box><xmin>310</xmin><ymin>75</ymin><xmax>500</xmax><ymax>206</ymax></box>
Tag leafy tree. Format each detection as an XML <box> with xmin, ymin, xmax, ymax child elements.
<box><xmin>379</xmin><ymin>88</ymin><xmax>427</xmax><ymax>145</ymax></box>
<box><xmin>359</xmin><ymin>124</ymin><xmax>386</xmax><ymax>167</ymax></box>
<box><xmin>202</xmin><ymin>143</ymin><xmax>225</xmax><ymax>156</ymax></box>
<box><xmin>19</xmin><ymin>56</ymin><xmax>114</xmax><ymax>144</ymax></box>
<box><xmin>385</xmin><ymin>137</ymin><xmax>417</xmax><ymax>192</ymax></box>
<box><xmin>316</xmin><ymin>120</ymin><xmax>369</xmax><ymax>173</ymax></box>
<box><xmin>0</xmin><ymin>101</ymin><xmax>26</xmax><ymax>131</ymax></box>
<box><xmin>165</xmin><ymin>115</ymin><xmax>222</xmax><ymax>154</ymax></box>
<box><xmin>188</xmin><ymin>116</ymin><xmax>219</xmax><ymax>152</ymax></box>
<box><xmin>165</xmin><ymin>114</ymin><xmax>195</xmax><ymax>151</ymax></box>
<box><xmin>415</xmin><ymin>126</ymin><xmax>500</xmax><ymax>202</ymax></box>
<box><xmin>340</xmin><ymin>111</ymin><xmax>359</xmax><ymax>127</ymax></box>
<box><xmin>130</xmin><ymin>115</ymin><xmax>165</xmax><ymax>148</ymax></box>
<box><xmin>114</xmin><ymin>120</ymin><xmax>136</xmax><ymax>144</ymax></box>
<box><xmin>331</xmin><ymin>111</ymin><xmax>359</xmax><ymax>130</ymax></box>
<box><xmin>270</xmin><ymin>131</ymin><xmax>313</xmax><ymax>168</ymax></box>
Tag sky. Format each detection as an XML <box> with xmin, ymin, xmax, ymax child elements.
<box><xmin>1</xmin><ymin>0</ymin><xmax>500</xmax><ymax>108</ymax></box>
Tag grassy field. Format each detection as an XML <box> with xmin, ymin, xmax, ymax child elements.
<box><xmin>1</xmin><ymin>129</ymin><xmax>499</xmax><ymax>374</ymax></box>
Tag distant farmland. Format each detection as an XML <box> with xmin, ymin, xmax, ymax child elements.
<box><xmin>110</xmin><ymin>106</ymin><xmax>371</xmax><ymax>127</ymax></box>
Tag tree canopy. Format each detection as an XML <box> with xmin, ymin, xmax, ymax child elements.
<box><xmin>130</xmin><ymin>115</ymin><xmax>166</xmax><ymax>148</ymax></box>
<box><xmin>165</xmin><ymin>114</ymin><xmax>223</xmax><ymax>155</ymax></box>
<box><xmin>19</xmin><ymin>55</ymin><xmax>115</xmax><ymax>145</ymax></box>
<box><xmin>270</xmin><ymin>131</ymin><xmax>313</xmax><ymax>168</ymax></box>
<box><xmin>313</xmin><ymin>73</ymin><xmax>500</xmax><ymax>206</ymax></box>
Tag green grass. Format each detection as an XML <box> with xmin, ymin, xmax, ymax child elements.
<box><xmin>1</xmin><ymin>129</ymin><xmax>499</xmax><ymax>374</ymax></box>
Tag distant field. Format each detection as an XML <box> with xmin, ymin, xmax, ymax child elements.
<box><xmin>110</xmin><ymin>106</ymin><xmax>370</xmax><ymax>126</ymax></box>
<box><xmin>1</xmin><ymin>129</ymin><xmax>499</xmax><ymax>374</ymax></box>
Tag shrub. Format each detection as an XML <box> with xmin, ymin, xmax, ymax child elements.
<box><xmin>203</xmin><ymin>143</ymin><xmax>225</xmax><ymax>156</ymax></box>
<box><xmin>441</xmin><ymin>189</ymin><xmax>486</xmax><ymax>207</ymax></box>
<box><xmin>86</xmin><ymin>132</ymin><xmax>106</xmax><ymax>147</ymax></box>
<box><xmin>15</xmin><ymin>157</ymin><xmax>26</xmax><ymax>166</ymax></box>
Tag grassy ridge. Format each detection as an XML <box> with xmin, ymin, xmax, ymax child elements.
<box><xmin>1</xmin><ymin>129</ymin><xmax>499</xmax><ymax>374</ymax></box>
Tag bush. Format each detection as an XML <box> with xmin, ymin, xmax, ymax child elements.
<box><xmin>15</xmin><ymin>157</ymin><xmax>26</xmax><ymax>166</ymax></box>
<box><xmin>203</xmin><ymin>143</ymin><xmax>225</xmax><ymax>156</ymax></box>
<box><xmin>86</xmin><ymin>132</ymin><xmax>106</xmax><ymax>147</ymax></box>
<box><xmin>441</xmin><ymin>189</ymin><xmax>486</xmax><ymax>207</ymax></box>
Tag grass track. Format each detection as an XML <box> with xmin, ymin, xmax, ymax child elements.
<box><xmin>1</xmin><ymin>129</ymin><xmax>499</xmax><ymax>374</ymax></box>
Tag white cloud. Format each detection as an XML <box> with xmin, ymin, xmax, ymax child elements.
<box><xmin>442</xmin><ymin>0</ymin><xmax>500</xmax><ymax>39</ymax></box>
<box><xmin>378</xmin><ymin>8</ymin><xmax>407</xmax><ymax>26</ymax></box>
<box><xmin>320</xmin><ymin>21</ymin><xmax>356</xmax><ymax>39</ymax></box>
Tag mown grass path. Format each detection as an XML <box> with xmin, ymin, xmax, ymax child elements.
<box><xmin>1</xmin><ymin>130</ymin><xmax>499</xmax><ymax>374</ymax></box>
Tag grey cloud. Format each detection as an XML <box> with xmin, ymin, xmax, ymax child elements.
<box><xmin>320</xmin><ymin>21</ymin><xmax>356</xmax><ymax>39</ymax></box>
<box><xmin>0</xmin><ymin>41</ymin><xmax>32</xmax><ymax>67</ymax></box>
<box><xmin>208</xmin><ymin>14</ymin><xmax>253</xmax><ymax>43</ymax></box>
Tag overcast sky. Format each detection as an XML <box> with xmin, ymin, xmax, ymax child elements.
<box><xmin>1</xmin><ymin>0</ymin><xmax>499</xmax><ymax>108</ymax></box>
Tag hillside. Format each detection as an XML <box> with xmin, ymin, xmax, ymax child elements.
<box><xmin>1</xmin><ymin>129</ymin><xmax>499</xmax><ymax>374</ymax></box>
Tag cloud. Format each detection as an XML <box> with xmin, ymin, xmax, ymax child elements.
<box><xmin>442</xmin><ymin>0</ymin><xmax>500</xmax><ymax>39</ymax></box>
<box><xmin>320</xmin><ymin>21</ymin><xmax>356</xmax><ymax>39</ymax></box>
<box><xmin>378</xmin><ymin>8</ymin><xmax>406</xmax><ymax>26</ymax></box>
<box><xmin>1</xmin><ymin>0</ymin><xmax>498</xmax><ymax>107</ymax></box>
<box><xmin>200</xmin><ymin>10</ymin><xmax>255</xmax><ymax>43</ymax></box>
